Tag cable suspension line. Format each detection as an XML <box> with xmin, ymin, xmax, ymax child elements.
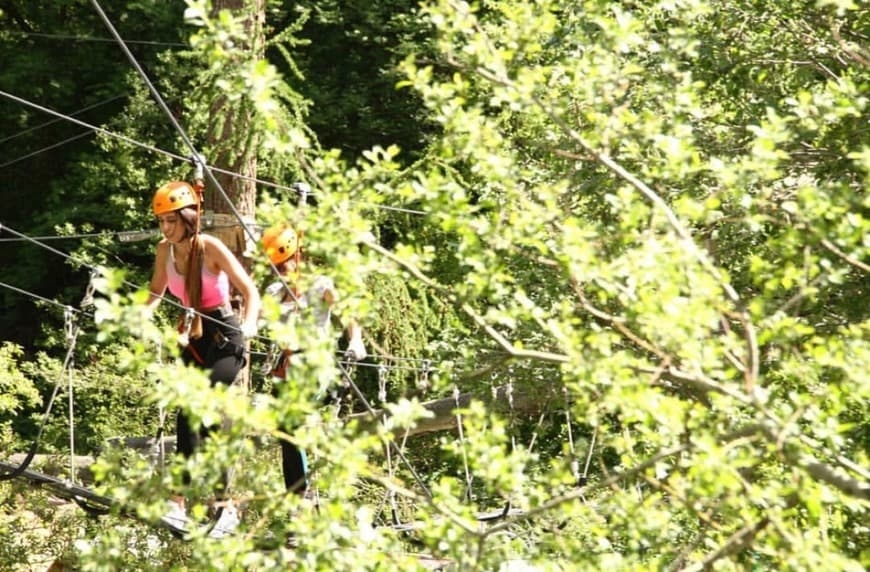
<box><xmin>0</xmin><ymin>93</ymin><xmax>127</xmax><ymax>145</ymax></box>
<box><xmin>0</xmin><ymin>88</ymin><xmax>425</xmax><ymax>215</ymax></box>
<box><xmin>0</xmin><ymin>271</ymin><xmax>96</xmax><ymax>482</ymax></box>
<box><xmin>0</xmin><ymin>223</ymin><xmax>267</xmax><ymax>344</ymax></box>
<box><xmin>0</xmin><ymin>88</ymin><xmax>188</xmax><ymax>162</ymax></box>
<box><xmin>7</xmin><ymin>31</ymin><xmax>188</xmax><ymax>47</ymax></box>
<box><xmin>0</xmin><ymin>131</ymin><xmax>95</xmax><ymax>169</ymax></box>
<box><xmin>0</xmin><ymin>280</ymin><xmax>91</xmax><ymax>318</ymax></box>
<box><xmin>0</xmin><ymin>223</ymin><xmax>257</xmax><ymax>243</ymax></box>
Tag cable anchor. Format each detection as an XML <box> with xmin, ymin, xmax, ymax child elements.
<box><xmin>291</xmin><ymin>182</ymin><xmax>310</xmax><ymax>207</ymax></box>
<box><xmin>190</xmin><ymin>152</ymin><xmax>207</xmax><ymax>182</ymax></box>
<box><xmin>261</xmin><ymin>343</ymin><xmax>281</xmax><ymax>375</ymax></box>
<box><xmin>378</xmin><ymin>364</ymin><xmax>388</xmax><ymax>403</ymax></box>
<box><xmin>178</xmin><ymin>307</ymin><xmax>196</xmax><ymax>347</ymax></box>
<box><xmin>80</xmin><ymin>269</ymin><xmax>98</xmax><ymax>309</ymax></box>
<box><xmin>64</xmin><ymin>306</ymin><xmax>75</xmax><ymax>345</ymax></box>
<box><xmin>418</xmin><ymin>358</ymin><xmax>431</xmax><ymax>390</ymax></box>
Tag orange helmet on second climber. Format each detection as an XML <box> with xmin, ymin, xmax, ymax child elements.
<box><xmin>152</xmin><ymin>181</ymin><xmax>199</xmax><ymax>215</ymax></box>
<box><xmin>262</xmin><ymin>225</ymin><xmax>299</xmax><ymax>265</ymax></box>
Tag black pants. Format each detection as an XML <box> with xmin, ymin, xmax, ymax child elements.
<box><xmin>273</xmin><ymin>353</ymin><xmax>310</xmax><ymax>496</ymax></box>
<box><xmin>280</xmin><ymin>437</ymin><xmax>308</xmax><ymax>495</ymax></box>
<box><xmin>177</xmin><ymin>308</ymin><xmax>246</xmax><ymax>489</ymax></box>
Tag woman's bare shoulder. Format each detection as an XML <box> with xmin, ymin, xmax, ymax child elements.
<box><xmin>200</xmin><ymin>233</ymin><xmax>230</xmax><ymax>255</ymax></box>
<box><xmin>200</xmin><ymin>234</ymin><xmax>236</xmax><ymax>270</ymax></box>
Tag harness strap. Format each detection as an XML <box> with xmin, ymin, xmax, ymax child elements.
<box><xmin>185</xmin><ymin>344</ymin><xmax>206</xmax><ymax>366</ymax></box>
<box><xmin>213</xmin><ymin>330</ymin><xmax>246</xmax><ymax>360</ymax></box>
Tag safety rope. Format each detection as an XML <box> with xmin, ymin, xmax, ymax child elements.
<box><xmin>453</xmin><ymin>385</ymin><xmax>474</xmax><ymax>503</ymax></box>
<box><xmin>65</xmin><ymin>306</ymin><xmax>77</xmax><ymax>483</ymax></box>
<box><xmin>524</xmin><ymin>407</ymin><xmax>550</xmax><ymax>455</ymax></box>
<box><xmin>0</xmin><ymin>90</ymin><xmax>428</xmax><ymax>216</ymax></box>
<box><xmin>154</xmin><ymin>343</ymin><xmax>167</xmax><ymax>475</ymax></box>
<box><xmin>372</xmin><ymin>364</ymin><xmax>404</xmax><ymax>526</ymax></box>
<box><xmin>563</xmin><ymin>387</ymin><xmax>580</xmax><ymax>486</ymax></box>
<box><xmin>336</xmin><ymin>362</ymin><xmax>433</xmax><ymax>500</ymax></box>
<box><xmin>0</xmin><ymin>275</ymin><xmax>94</xmax><ymax>482</ymax></box>
<box><xmin>581</xmin><ymin>426</ymin><xmax>598</xmax><ymax>488</ymax></box>
<box><xmin>501</xmin><ymin>378</ymin><xmax>517</xmax><ymax>518</ymax></box>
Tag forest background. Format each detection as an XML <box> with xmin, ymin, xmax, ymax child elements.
<box><xmin>0</xmin><ymin>0</ymin><xmax>867</xmax><ymax>570</ymax></box>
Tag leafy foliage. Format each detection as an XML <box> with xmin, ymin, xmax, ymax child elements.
<box><xmin>1</xmin><ymin>0</ymin><xmax>868</xmax><ymax>570</ymax></box>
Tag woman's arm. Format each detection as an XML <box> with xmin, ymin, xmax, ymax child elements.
<box><xmin>344</xmin><ymin>318</ymin><xmax>367</xmax><ymax>361</ymax></box>
<box><xmin>316</xmin><ymin>278</ymin><xmax>367</xmax><ymax>361</ymax></box>
<box><xmin>204</xmin><ymin>235</ymin><xmax>261</xmax><ymax>336</ymax></box>
<box><xmin>147</xmin><ymin>240</ymin><xmax>169</xmax><ymax>310</ymax></box>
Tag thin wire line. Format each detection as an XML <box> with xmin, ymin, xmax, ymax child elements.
<box><xmin>0</xmin><ymin>131</ymin><xmax>95</xmax><ymax>168</ymax></box>
<box><xmin>0</xmin><ymin>223</ymin><xmax>269</xmax><ymax>343</ymax></box>
<box><xmin>7</xmin><ymin>31</ymin><xmax>188</xmax><ymax>47</ymax></box>
<box><xmin>364</xmin><ymin>353</ymin><xmax>436</xmax><ymax>364</ymax></box>
<box><xmin>336</xmin><ymin>360</ymin><xmax>429</xmax><ymax>372</ymax></box>
<box><xmin>0</xmin><ymin>224</ymin><xmax>257</xmax><ymax>243</ymax></box>
<box><xmin>0</xmin><ymin>88</ymin><xmax>188</xmax><ymax>162</ymax></box>
<box><xmin>0</xmin><ymin>280</ymin><xmax>92</xmax><ymax>318</ymax></box>
<box><xmin>0</xmin><ymin>88</ymin><xmax>426</xmax><ymax>215</ymax></box>
<box><xmin>0</xmin><ymin>93</ymin><xmax>127</xmax><ymax>145</ymax></box>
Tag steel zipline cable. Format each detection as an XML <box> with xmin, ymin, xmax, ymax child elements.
<box><xmin>0</xmin><ymin>270</ymin><xmax>96</xmax><ymax>483</ymax></box>
<box><xmin>0</xmin><ymin>222</ymin><xmax>270</xmax><ymax>345</ymax></box>
<box><xmin>0</xmin><ymin>93</ymin><xmax>127</xmax><ymax>145</ymax></box>
<box><xmin>6</xmin><ymin>30</ymin><xmax>188</xmax><ymax>47</ymax></box>
<box><xmin>0</xmin><ymin>223</ymin><xmax>437</xmax><ymax>376</ymax></box>
<box><xmin>91</xmin><ymin>0</ymin><xmax>437</xmax><ymax>499</ymax></box>
<box><xmin>0</xmin><ymin>131</ymin><xmax>95</xmax><ymax>169</ymax></box>
<box><xmin>0</xmin><ymin>87</ymin><xmax>426</xmax><ymax>216</ymax></box>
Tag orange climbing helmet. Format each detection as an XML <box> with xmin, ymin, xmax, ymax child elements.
<box><xmin>152</xmin><ymin>181</ymin><xmax>199</xmax><ymax>216</ymax></box>
<box><xmin>262</xmin><ymin>225</ymin><xmax>299</xmax><ymax>265</ymax></box>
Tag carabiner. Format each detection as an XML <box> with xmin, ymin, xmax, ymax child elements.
<box><xmin>178</xmin><ymin>307</ymin><xmax>196</xmax><ymax>347</ymax></box>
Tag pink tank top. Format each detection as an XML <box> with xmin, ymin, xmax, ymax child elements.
<box><xmin>166</xmin><ymin>244</ymin><xmax>230</xmax><ymax>308</ymax></box>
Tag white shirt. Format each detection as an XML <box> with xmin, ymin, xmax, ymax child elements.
<box><xmin>266</xmin><ymin>275</ymin><xmax>335</xmax><ymax>335</ymax></box>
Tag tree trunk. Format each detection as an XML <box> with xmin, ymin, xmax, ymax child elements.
<box><xmin>202</xmin><ymin>0</ymin><xmax>266</xmax><ymax>392</ymax></box>
<box><xmin>203</xmin><ymin>0</ymin><xmax>264</xmax><ymax>258</ymax></box>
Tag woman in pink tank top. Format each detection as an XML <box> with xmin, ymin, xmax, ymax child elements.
<box><xmin>145</xmin><ymin>180</ymin><xmax>260</xmax><ymax>537</ymax></box>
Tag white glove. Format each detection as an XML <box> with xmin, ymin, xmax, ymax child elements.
<box><xmin>240</xmin><ymin>321</ymin><xmax>257</xmax><ymax>341</ymax></box>
<box><xmin>345</xmin><ymin>337</ymin><xmax>367</xmax><ymax>362</ymax></box>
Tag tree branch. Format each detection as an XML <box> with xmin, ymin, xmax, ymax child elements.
<box><xmin>459</xmin><ymin>59</ymin><xmax>763</xmax><ymax>394</ymax></box>
<box><xmin>820</xmin><ymin>237</ymin><xmax>870</xmax><ymax>273</ymax></box>
<box><xmin>684</xmin><ymin>517</ymin><xmax>771</xmax><ymax>572</ymax></box>
<box><xmin>758</xmin><ymin>422</ymin><xmax>870</xmax><ymax>502</ymax></box>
